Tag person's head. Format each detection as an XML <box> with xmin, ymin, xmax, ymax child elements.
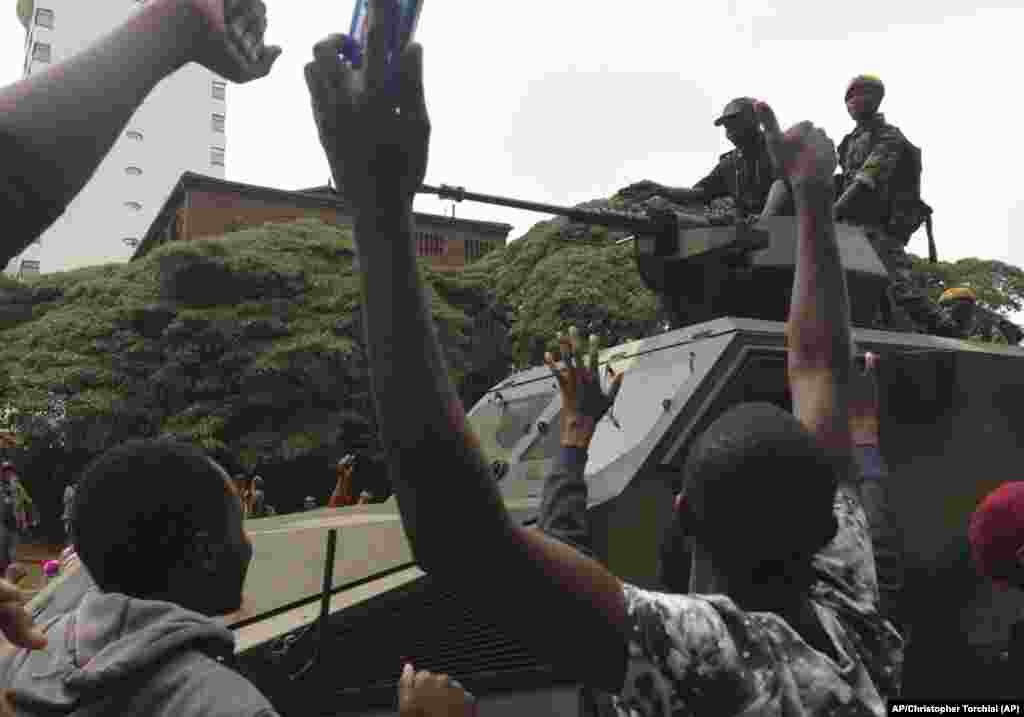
<box><xmin>939</xmin><ymin>287</ymin><xmax>978</xmax><ymax>329</ymax></box>
<box><xmin>74</xmin><ymin>439</ymin><xmax>253</xmax><ymax>616</ymax></box>
<box><xmin>0</xmin><ymin>462</ymin><xmax>15</xmax><ymax>480</ymax></box>
<box><xmin>713</xmin><ymin>97</ymin><xmax>760</xmax><ymax>149</ymax></box>
<box><xmin>675</xmin><ymin>403</ymin><xmax>839</xmax><ymax>607</ymax></box>
<box><xmin>845</xmin><ymin>75</ymin><xmax>885</xmax><ymax>121</ymax></box>
<box><xmin>969</xmin><ymin>482</ymin><xmax>1024</xmax><ymax>591</ymax></box>
<box><xmin>304</xmin><ymin>496</ymin><xmax>317</xmax><ymax>510</ymax></box>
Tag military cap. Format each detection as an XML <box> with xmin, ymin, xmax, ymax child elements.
<box><xmin>713</xmin><ymin>97</ymin><xmax>757</xmax><ymax>126</ymax></box>
<box><xmin>845</xmin><ymin>75</ymin><xmax>885</xmax><ymax>100</ymax></box>
<box><xmin>939</xmin><ymin>287</ymin><xmax>978</xmax><ymax>304</ymax></box>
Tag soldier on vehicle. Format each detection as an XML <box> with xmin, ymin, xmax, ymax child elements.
<box><xmin>938</xmin><ymin>287</ymin><xmax>1021</xmax><ymax>344</ymax></box>
<box><xmin>621</xmin><ymin>97</ymin><xmax>789</xmax><ymax>220</ymax></box>
<box><xmin>938</xmin><ymin>287</ymin><xmax>980</xmax><ymax>338</ymax></box>
<box><xmin>834</xmin><ymin>75</ymin><xmax>959</xmax><ymax>337</ymax></box>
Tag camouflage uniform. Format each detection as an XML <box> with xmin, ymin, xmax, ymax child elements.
<box><xmin>837</xmin><ymin>115</ymin><xmax>955</xmax><ymax>336</ymax></box>
<box><xmin>540</xmin><ymin>454</ymin><xmax>904</xmax><ymax>716</ymax></box>
<box><xmin>610</xmin><ymin>482</ymin><xmax>902</xmax><ymax>716</ymax></box>
<box><xmin>694</xmin><ymin>133</ymin><xmax>778</xmax><ymax>218</ymax></box>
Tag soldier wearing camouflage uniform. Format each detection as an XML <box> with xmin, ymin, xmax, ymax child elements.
<box><xmin>836</xmin><ymin>75</ymin><xmax>960</xmax><ymax>337</ymax></box>
<box><xmin>938</xmin><ymin>287</ymin><xmax>981</xmax><ymax>339</ymax></box>
<box><xmin>622</xmin><ymin>97</ymin><xmax>788</xmax><ymax>219</ymax></box>
<box><xmin>938</xmin><ymin>287</ymin><xmax>1021</xmax><ymax>344</ymax></box>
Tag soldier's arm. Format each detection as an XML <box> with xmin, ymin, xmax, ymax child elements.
<box><xmin>688</xmin><ymin>161</ymin><xmax>729</xmax><ymax>201</ymax></box>
<box><xmin>854</xmin><ymin>125</ymin><xmax>906</xmax><ymax>191</ymax></box>
<box><xmin>651</xmin><ymin>162</ymin><xmax>725</xmax><ymax>204</ymax></box>
<box><xmin>658</xmin><ymin>186</ymin><xmax>707</xmax><ymax>204</ymax></box>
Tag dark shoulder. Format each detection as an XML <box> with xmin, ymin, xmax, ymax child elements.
<box><xmin>877</xmin><ymin>121</ymin><xmax>907</xmax><ymax>142</ymax></box>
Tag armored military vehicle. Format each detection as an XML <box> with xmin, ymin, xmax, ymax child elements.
<box><xmin>25</xmin><ymin>186</ymin><xmax>1024</xmax><ymax>713</ymax></box>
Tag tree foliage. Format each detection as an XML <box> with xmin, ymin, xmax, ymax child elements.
<box><xmin>908</xmin><ymin>253</ymin><xmax>1024</xmax><ymax>344</ymax></box>
<box><xmin>909</xmin><ymin>254</ymin><xmax>1024</xmax><ymax>316</ymax></box>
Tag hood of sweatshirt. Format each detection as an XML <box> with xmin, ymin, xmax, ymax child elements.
<box><xmin>3</xmin><ymin>589</ymin><xmax>236</xmax><ymax>711</ymax></box>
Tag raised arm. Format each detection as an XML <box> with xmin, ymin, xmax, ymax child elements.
<box><xmin>0</xmin><ymin>0</ymin><xmax>280</xmax><ymax>256</ymax></box>
<box><xmin>537</xmin><ymin>330</ymin><xmax>624</xmax><ymax>559</ymax></box>
<box><xmin>755</xmin><ymin>102</ymin><xmax>853</xmax><ymax>458</ymax></box>
<box><xmin>304</xmin><ymin>1</ymin><xmax>628</xmax><ymax>690</ymax></box>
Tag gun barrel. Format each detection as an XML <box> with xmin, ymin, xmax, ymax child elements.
<box><xmin>420</xmin><ymin>184</ymin><xmax>658</xmax><ymax>234</ymax></box>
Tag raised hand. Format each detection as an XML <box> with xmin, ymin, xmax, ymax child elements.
<box><xmin>398</xmin><ymin>663</ymin><xmax>478</xmax><ymax>717</ymax></box>
<box><xmin>189</xmin><ymin>0</ymin><xmax>282</xmax><ymax>83</ymax></box>
<box><xmin>544</xmin><ymin>327</ymin><xmax>625</xmax><ymax>449</ymax></box>
<box><xmin>753</xmin><ymin>101</ymin><xmax>836</xmax><ymax>190</ymax></box>
<box><xmin>0</xmin><ymin>577</ymin><xmax>46</xmax><ymax>650</ymax></box>
<box><xmin>304</xmin><ymin>0</ymin><xmax>430</xmax><ymax>216</ymax></box>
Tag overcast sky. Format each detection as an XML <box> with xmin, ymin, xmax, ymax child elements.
<box><xmin>2</xmin><ymin>1</ymin><xmax>1023</xmax><ymax>306</ymax></box>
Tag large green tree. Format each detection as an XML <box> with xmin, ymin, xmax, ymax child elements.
<box><xmin>909</xmin><ymin>255</ymin><xmax>1024</xmax><ymax>315</ymax></box>
<box><xmin>908</xmin><ymin>254</ymin><xmax>1024</xmax><ymax>343</ymax></box>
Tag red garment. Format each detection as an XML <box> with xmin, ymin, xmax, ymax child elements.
<box><xmin>969</xmin><ymin>481</ymin><xmax>1024</xmax><ymax>583</ymax></box>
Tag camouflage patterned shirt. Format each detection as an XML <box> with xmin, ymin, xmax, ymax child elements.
<box><xmin>838</xmin><ymin>114</ymin><xmax>910</xmax><ymax>199</ymax></box>
<box><xmin>610</xmin><ymin>483</ymin><xmax>904</xmax><ymax>717</ymax></box>
<box><xmin>694</xmin><ymin>134</ymin><xmax>777</xmax><ymax>216</ymax></box>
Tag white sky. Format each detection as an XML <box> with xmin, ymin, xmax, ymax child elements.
<box><xmin>2</xmin><ymin>1</ymin><xmax>1023</xmax><ymax>312</ymax></box>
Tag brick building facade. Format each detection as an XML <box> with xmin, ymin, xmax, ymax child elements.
<box><xmin>132</xmin><ymin>172</ymin><xmax>513</xmax><ymax>271</ymax></box>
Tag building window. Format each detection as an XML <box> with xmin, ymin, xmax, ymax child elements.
<box><xmin>126</xmin><ymin>130</ymin><xmax>143</xmax><ymax>141</ymax></box>
<box><xmin>18</xmin><ymin>260</ymin><xmax>40</xmax><ymax>278</ymax></box>
<box><xmin>212</xmin><ymin>113</ymin><xmax>225</xmax><ymax>133</ymax></box>
<box><xmin>35</xmin><ymin>8</ymin><xmax>53</xmax><ymax>28</ymax></box>
<box><xmin>210</xmin><ymin>147</ymin><xmax>225</xmax><ymax>167</ymax></box>
<box><xmin>122</xmin><ymin>238</ymin><xmax>139</xmax><ymax>248</ymax></box>
<box><xmin>212</xmin><ymin>80</ymin><xmax>226</xmax><ymax>100</ymax></box>
<box><xmin>31</xmin><ymin>42</ymin><xmax>51</xmax><ymax>63</ymax></box>
<box><xmin>124</xmin><ymin>201</ymin><xmax>142</xmax><ymax>211</ymax></box>
<box><xmin>125</xmin><ymin>166</ymin><xmax>142</xmax><ymax>176</ymax></box>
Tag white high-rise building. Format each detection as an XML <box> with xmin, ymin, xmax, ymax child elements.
<box><xmin>11</xmin><ymin>0</ymin><xmax>227</xmax><ymax>276</ymax></box>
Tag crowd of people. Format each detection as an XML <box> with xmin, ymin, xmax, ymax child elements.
<box><xmin>0</xmin><ymin>0</ymin><xmax>1017</xmax><ymax>715</ymax></box>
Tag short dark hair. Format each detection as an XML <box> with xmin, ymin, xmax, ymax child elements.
<box><xmin>74</xmin><ymin>439</ymin><xmax>233</xmax><ymax>598</ymax></box>
<box><xmin>683</xmin><ymin>402</ymin><xmax>839</xmax><ymax>568</ymax></box>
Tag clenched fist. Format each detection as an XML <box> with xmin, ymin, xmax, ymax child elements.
<box><xmin>188</xmin><ymin>0</ymin><xmax>282</xmax><ymax>83</ymax></box>
<box><xmin>753</xmin><ymin>101</ymin><xmax>836</xmax><ymax>190</ymax></box>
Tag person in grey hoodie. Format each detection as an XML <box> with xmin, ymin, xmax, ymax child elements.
<box><xmin>0</xmin><ymin>438</ymin><xmax>275</xmax><ymax>716</ymax></box>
